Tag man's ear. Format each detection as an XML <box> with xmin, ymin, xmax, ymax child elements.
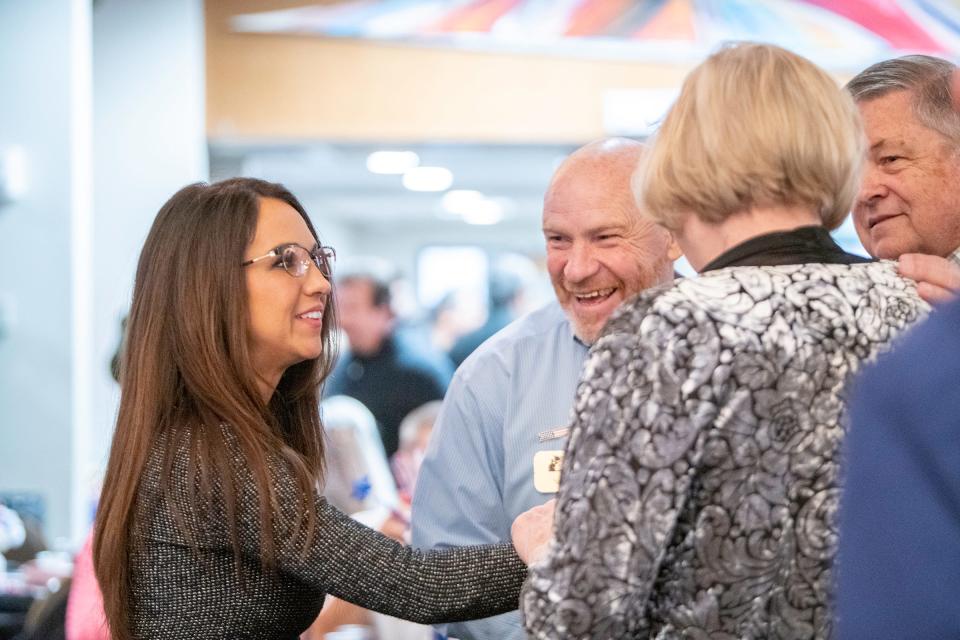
<box><xmin>667</xmin><ymin>233</ymin><xmax>683</xmax><ymax>261</ymax></box>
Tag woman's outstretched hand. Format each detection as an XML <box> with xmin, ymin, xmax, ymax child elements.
<box><xmin>511</xmin><ymin>499</ymin><xmax>556</xmax><ymax>566</ymax></box>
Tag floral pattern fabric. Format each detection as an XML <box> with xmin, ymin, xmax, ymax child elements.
<box><xmin>521</xmin><ymin>262</ymin><xmax>927</xmax><ymax>640</ymax></box>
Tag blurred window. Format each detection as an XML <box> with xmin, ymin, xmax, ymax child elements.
<box><xmin>416</xmin><ymin>245</ymin><xmax>488</xmax><ymax>311</ymax></box>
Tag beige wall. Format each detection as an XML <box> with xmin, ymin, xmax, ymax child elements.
<box><xmin>206</xmin><ymin>0</ymin><xmax>692</xmax><ymax>143</ymax></box>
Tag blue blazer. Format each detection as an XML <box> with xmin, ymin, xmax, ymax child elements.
<box><xmin>838</xmin><ymin>297</ymin><xmax>960</xmax><ymax>639</ymax></box>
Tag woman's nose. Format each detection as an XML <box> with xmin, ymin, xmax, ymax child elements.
<box><xmin>304</xmin><ymin>261</ymin><xmax>332</xmax><ymax>295</ymax></box>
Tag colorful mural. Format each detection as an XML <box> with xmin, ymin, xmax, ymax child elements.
<box><xmin>232</xmin><ymin>0</ymin><xmax>960</xmax><ymax>70</ymax></box>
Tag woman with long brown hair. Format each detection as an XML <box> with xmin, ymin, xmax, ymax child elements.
<box><xmin>93</xmin><ymin>178</ymin><xmax>551</xmax><ymax>640</ymax></box>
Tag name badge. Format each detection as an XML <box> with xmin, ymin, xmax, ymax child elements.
<box><xmin>533</xmin><ymin>450</ymin><xmax>565</xmax><ymax>493</ymax></box>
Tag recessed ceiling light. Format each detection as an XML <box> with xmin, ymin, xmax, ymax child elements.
<box><xmin>366</xmin><ymin>150</ymin><xmax>419</xmax><ymax>175</ymax></box>
<box><xmin>463</xmin><ymin>199</ymin><xmax>503</xmax><ymax>225</ymax></box>
<box><xmin>403</xmin><ymin>166</ymin><xmax>453</xmax><ymax>192</ymax></box>
<box><xmin>441</xmin><ymin>189</ymin><xmax>484</xmax><ymax>214</ymax></box>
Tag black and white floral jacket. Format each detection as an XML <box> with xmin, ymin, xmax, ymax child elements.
<box><xmin>522</xmin><ymin>259</ymin><xmax>927</xmax><ymax>639</ymax></box>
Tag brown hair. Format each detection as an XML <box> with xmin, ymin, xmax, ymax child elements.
<box><xmin>93</xmin><ymin>178</ymin><xmax>337</xmax><ymax>640</ymax></box>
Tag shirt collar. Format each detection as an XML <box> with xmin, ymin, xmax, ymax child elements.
<box><xmin>700</xmin><ymin>225</ymin><xmax>871</xmax><ymax>272</ymax></box>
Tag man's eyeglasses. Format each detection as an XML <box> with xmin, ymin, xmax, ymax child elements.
<box><xmin>242</xmin><ymin>243</ymin><xmax>336</xmax><ymax>279</ymax></box>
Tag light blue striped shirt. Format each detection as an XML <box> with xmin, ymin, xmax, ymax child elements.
<box><xmin>411</xmin><ymin>301</ymin><xmax>589</xmax><ymax>640</ymax></box>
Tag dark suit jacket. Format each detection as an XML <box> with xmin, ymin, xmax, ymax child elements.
<box><xmin>326</xmin><ymin>333</ymin><xmax>452</xmax><ymax>457</ymax></box>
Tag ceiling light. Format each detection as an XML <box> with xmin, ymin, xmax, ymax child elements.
<box><xmin>403</xmin><ymin>166</ymin><xmax>453</xmax><ymax>192</ymax></box>
<box><xmin>441</xmin><ymin>189</ymin><xmax>484</xmax><ymax>214</ymax></box>
<box><xmin>366</xmin><ymin>150</ymin><xmax>419</xmax><ymax>175</ymax></box>
<box><xmin>463</xmin><ymin>199</ymin><xmax>503</xmax><ymax>225</ymax></box>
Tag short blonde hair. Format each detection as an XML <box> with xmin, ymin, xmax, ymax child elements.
<box><xmin>637</xmin><ymin>42</ymin><xmax>864</xmax><ymax>231</ymax></box>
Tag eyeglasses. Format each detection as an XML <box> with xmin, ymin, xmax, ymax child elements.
<box><xmin>241</xmin><ymin>243</ymin><xmax>336</xmax><ymax>279</ymax></box>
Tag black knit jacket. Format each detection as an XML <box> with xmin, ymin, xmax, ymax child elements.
<box><xmin>128</xmin><ymin>429</ymin><xmax>526</xmax><ymax>639</ymax></box>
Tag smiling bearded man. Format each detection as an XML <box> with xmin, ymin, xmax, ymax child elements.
<box><xmin>542</xmin><ymin>140</ymin><xmax>681</xmax><ymax>343</ymax></box>
<box><xmin>411</xmin><ymin>138</ymin><xmax>681</xmax><ymax>640</ymax></box>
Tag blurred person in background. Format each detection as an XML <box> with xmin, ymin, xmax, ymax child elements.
<box><xmin>326</xmin><ymin>262</ymin><xmax>453</xmax><ymax>458</ymax></box>
<box><xmin>426</xmin><ymin>292</ymin><xmax>462</xmax><ymax>355</ymax></box>
<box><xmin>391</xmin><ymin>401</ymin><xmax>443</xmax><ymax>506</ymax></box>
<box><xmin>448</xmin><ymin>254</ymin><xmax>537</xmax><ymax>368</ymax></box>
<box><xmin>92</xmin><ymin>178</ymin><xmax>552</xmax><ymax>640</ymax></box>
<box><xmin>521</xmin><ymin>43</ymin><xmax>927</xmax><ymax>638</ymax></box>
<box><xmin>64</xmin><ymin>532</ymin><xmax>108</xmax><ymax>640</ymax></box>
<box><xmin>0</xmin><ymin>505</ymin><xmax>26</xmax><ymax>569</ymax></box>
<box><xmin>1</xmin><ymin>501</ymin><xmax>72</xmax><ymax>640</ymax></box>
<box><xmin>0</xmin><ymin>500</ymin><xmax>46</xmax><ymax>570</ymax></box>
<box><xmin>318</xmin><ymin>395</ymin><xmax>402</xmax><ymax>532</ymax></box>
<box><xmin>413</xmin><ymin>137</ymin><xmax>681</xmax><ymax>640</ymax></box>
<box><xmin>423</xmin><ymin>290</ymin><xmax>484</xmax><ymax>361</ymax></box>
<box><xmin>846</xmin><ymin>54</ymin><xmax>960</xmax><ymax>303</ymax></box>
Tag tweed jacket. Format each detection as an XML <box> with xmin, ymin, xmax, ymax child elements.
<box><xmin>128</xmin><ymin>430</ymin><xmax>526</xmax><ymax>639</ymax></box>
<box><xmin>522</xmin><ymin>260</ymin><xmax>927</xmax><ymax>639</ymax></box>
